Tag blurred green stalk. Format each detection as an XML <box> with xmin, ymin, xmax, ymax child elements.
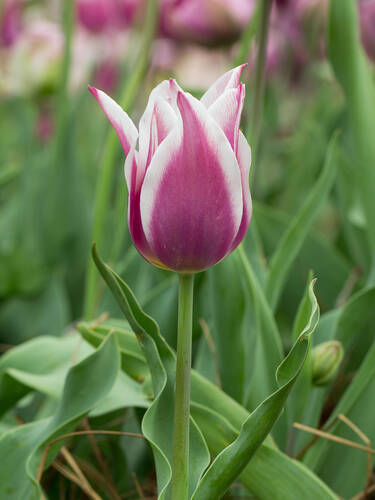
<box><xmin>172</xmin><ymin>273</ymin><xmax>195</xmax><ymax>500</ymax></box>
<box><xmin>247</xmin><ymin>0</ymin><xmax>273</xmax><ymax>165</ymax></box>
<box><xmin>233</xmin><ymin>0</ymin><xmax>261</xmax><ymax>67</ymax></box>
<box><xmin>55</xmin><ymin>0</ymin><xmax>74</xmax><ymax>156</ymax></box>
<box><xmin>83</xmin><ymin>0</ymin><xmax>159</xmax><ymax>320</ymax></box>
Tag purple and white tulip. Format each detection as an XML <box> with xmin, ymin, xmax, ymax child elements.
<box><xmin>89</xmin><ymin>65</ymin><xmax>252</xmax><ymax>273</ymax></box>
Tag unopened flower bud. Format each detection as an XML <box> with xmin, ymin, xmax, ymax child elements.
<box><xmin>312</xmin><ymin>341</ymin><xmax>343</xmax><ymax>387</ymax></box>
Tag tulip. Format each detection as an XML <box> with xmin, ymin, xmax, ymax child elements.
<box><xmin>77</xmin><ymin>0</ymin><xmax>141</xmax><ymax>33</ymax></box>
<box><xmin>89</xmin><ymin>65</ymin><xmax>252</xmax><ymax>273</ymax></box>
<box><xmin>77</xmin><ymin>0</ymin><xmax>118</xmax><ymax>33</ymax></box>
<box><xmin>0</xmin><ymin>0</ymin><xmax>22</xmax><ymax>47</ymax></box>
<box><xmin>160</xmin><ymin>0</ymin><xmax>255</xmax><ymax>45</ymax></box>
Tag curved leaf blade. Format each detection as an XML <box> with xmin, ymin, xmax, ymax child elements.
<box><xmin>192</xmin><ymin>281</ymin><xmax>319</xmax><ymax>500</ymax></box>
<box><xmin>0</xmin><ymin>333</ymin><xmax>119</xmax><ymax>499</ymax></box>
<box><xmin>92</xmin><ymin>244</ymin><xmax>210</xmax><ymax>499</ymax></box>
<box><xmin>265</xmin><ymin>134</ymin><xmax>338</xmax><ymax>311</ymax></box>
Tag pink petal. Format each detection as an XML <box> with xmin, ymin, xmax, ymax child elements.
<box><xmin>143</xmin><ymin>97</ymin><xmax>177</xmax><ymax>172</ymax></box>
<box><xmin>138</xmin><ymin>78</ymin><xmax>180</xmax><ymax>172</ymax></box>
<box><xmin>125</xmin><ymin>148</ymin><xmax>165</xmax><ymax>267</ymax></box>
<box><xmin>200</xmin><ymin>64</ymin><xmax>246</xmax><ymax>108</ymax></box>
<box><xmin>88</xmin><ymin>86</ymin><xmax>138</xmax><ymax>156</ymax></box>
<box><xmin>139</xmin><ymin>91</ymin><xmax>243</xmax><ymax>272</ymax></box>
<box><xmin>231</xmin><ymin>131</ymin><xmax>252</xmax><ymax>250</ymax></box>
<box><xmin>208</xmin><ymin>84</ymin><xmax>245</xmax><ymax>153</ymax></box>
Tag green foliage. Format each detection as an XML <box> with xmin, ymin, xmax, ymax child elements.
<box><xmin>0</xmin><ymin>333</ymin><xmax>119</xmax><ymax>499</ymax></box>
<box><xmin>92</xmin><ymin>245</ymin><xmax>210</xmax><ymax>499</ymax></box>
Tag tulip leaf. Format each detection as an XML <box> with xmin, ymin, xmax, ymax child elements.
<box><xmin>197</xmin><ymin>255</ymin><xmax>250</xmax><ymax>402</ymax></box>
<box><xmin>265</xmin><ymin>133</ymin><xmax>338</xmax><ymax>311</ymax></box>
<box><xmin>91</xmin><ymin>244</ymin><xmax>210</xmax><ymax>499</ymax></box>
<box><xmin>254</xmin><ymin>202</ymin><xmax>350</xmax><ymax>313</ymax></box>
<box><xmin>191</xmin><ymin>404</ymin><xmax>337</xmax><ymax>500</ymax></box>
<box><xmin>328</xmin><ymin>0</ymin><xmax>375</xmax><ymax>275</ymax></box>
<box><xmin>236</xmin><ymin>245</ymin><xmax>283</xmax><ymax>411</ymax></box>
<box><xmin>192</xmin><ymin>280</ymin><xmax>319</xmax><ymax>500</ymax></box>
<box><xmin>303</xmin><ymin>342</ymin><xmax>375</xmax><ymax>497</ymax></box>
<box><xmin>0</xmin><ymin>333</ymin><xmax>119</xmax><ymax>499</ymax></box>
<box><xmin>0</xmin><ymin>335</ymin><xmax>79</xmax><ymax>417</ymax></box>
<box><xmin>81</xmin><ymin>319</ymin><xmax>338</xmax><ymax>500</ymax></box>
<box><xmin>291</xmin><ymin>284</ymin><xmax>375</xmax><ymax>455</ymax></box>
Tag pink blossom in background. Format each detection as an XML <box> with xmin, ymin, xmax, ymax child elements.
<box><xmin>77</xmin><ymin>0</ymin><xmax>117</xmax><ymax>33</ymax></box>
<box><xmin>93</xmin><ymin>60</ymin><xmax>119</xmax><ymax>93</ymax></box>
<box><xmin>160</xmin><ymin>0</ymin><xmax>255</xmax><ymax>45</ymax></box>
<box><xmin>0</xmin><ymin>19</ymin><xmax>64</xmax><ymax>96</ymax></box>
<box><xmin>89</xmin><ymin>66</ymin><xmax>252</xmax><ymax>272</ymax></box>
<box><xmin>359</xmin><ymin>0</ymin><xmax>375</xmax><ymax>61</ymax></box>
<box><xmin>76</xmin><ymin>0</ymin><xmax>142</xmax><ymax>33</ymax></box>
<box><xmin>0</xmin><ymin>0</ymin><xmax>22</xmax><ymax>47</ymax></box>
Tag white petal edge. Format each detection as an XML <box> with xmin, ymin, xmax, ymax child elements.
<box><xmin>89</xmin><ymin>86</ymin><xmax>138</xmax><ymax>155</ymax></box>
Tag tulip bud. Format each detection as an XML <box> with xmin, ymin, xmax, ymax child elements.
<box><xmin>311</xmin><ymin>341</ymin><xmax>344</xmax><ymax>386</ymax></box>
<box><xmin>90</xmin><ymin>65</ymin><xmax>252</xmax><ymax>273</ymax></box>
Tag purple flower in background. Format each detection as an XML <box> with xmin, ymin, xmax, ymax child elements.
<box><xmin>77</xmin><ymin>0</ymin><xmax>140</xmax><ymax>33</ymax></box>
<box><xmin>359</xmin><ymin>0</ymin><xmax>375</xmax><ymax>61</ymax></box>
<box><xmin>0</xmin><ymin>0</ymin><xmax>22</xmax><ymax>47</ymax></box>
<box><xmin>89</xmin><ymin>66</ymin><xmax>252</xmax><ymax>272</ymax></box>
<box><xmin>77</xmin><ymin>0</ymin><xmax>116</xmax><ymax>33</ymax></box>
<box><xmin>160</xmin><ymin>0</ymin><xmax>255</xmax><ymax>45</ymax></box>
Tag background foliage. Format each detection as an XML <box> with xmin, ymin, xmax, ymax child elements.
<box><xmin>0</xmin><ymin>0</ymin><xmax>375</xmax><ymax>498</ymax></box>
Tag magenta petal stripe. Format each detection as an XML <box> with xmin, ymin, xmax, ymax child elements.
<box><xmin>88</xmin><ymin>86</ymin><xmax>138</xmax><ymax>156</ymax></box>
<box><xmin>200</xmin><ymin>64</ymin><xmax>246</xmax><ymax>108</ymax></box>
<box><xmin>140</xmin><ymin>91</ymin><xmax>243</xmax><ymax>272</ymax></box>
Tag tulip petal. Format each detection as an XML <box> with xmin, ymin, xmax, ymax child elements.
<box><xmin>208</xmin><ymin>84</ymin><xmax>245</xmax><ymax>153</ymax></box>
<box><xmin>138</xmin><ymin>78</ymin><xmax>180</xmax><ymax>171</ymax></box>
<box><xmin>88</xmin><ymin>86</ymin><xmax>138</xmax><ymax>156</ymax></box>
<box><xmin>125</xmin><ymin>148</ymin><xmax>163</xmax><ymax>266</ymax></box>
<box><xmin>144</xmin><ymin>97</ymin><xmax>177</xmax><ymax>171</ymax></box>
<box><xmin>140</xmin><ymin>91</ymin><xmax>243</xmax><ymax>272</ymax></box>
<box><xmin>231</xmin><ymin>131</ymin><xmax>252</xmax><ymax>250</ymax></box>
<box><xmin>200</xmin><ymin>64</ymin><xmax>246</xmax><ymax>108</ymax></box>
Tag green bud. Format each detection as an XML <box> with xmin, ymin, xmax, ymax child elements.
<box><xmin>312</xmin><ymin>341</ymin><xmax>344</xmax><ymax>386</ymax></box>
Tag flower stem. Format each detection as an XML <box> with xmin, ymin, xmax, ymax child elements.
<box><xmin>83</xmin><ymin>0</ymin><xmax>159</xmax><ymax>320</ymax></box>
<box><xmin>247</xmin><ymin>0</ymin><xmax>273</xmax><ymax>158</ymax></box>
<box><xmin>172</xmin><ymin>273</ymin><xmax>194</xmax><ymax>500</ymax></box>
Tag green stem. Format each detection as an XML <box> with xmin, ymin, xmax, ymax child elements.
<box><xmin>83</xmin><ymin>0</ymin><xmax>159</xmax><ymax>320</ymax></box>
<box><xmin>55</xmin><ymin>0</ymin><xmax>74</xmax><ymax>155</ymax></box>
<box><xmin>234</xmin><ymin>0</ymin><xmax>261</xmax><ymax>67</ymax></box>
<box><xmin>172</xmin><ymin>273</ymin><xmax>195</xmax><ymax>500</ymax></box>
<box><xmin>247</xmin><ymin>0</ymin><xmax>273</xmax><ymax>158</ymax></box>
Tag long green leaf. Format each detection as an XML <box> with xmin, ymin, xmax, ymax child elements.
<box><xmin>328</xmin><ymin>0</ymin><xmax>375</xmax><ymax>276</ymax></box>
<box><xmin>92</xmin><ymin>245</ymin><xmax>209</xmax><ymax>499</ymax></box>
<box><xmin>236</xmin><ymin>245</ymin><xmax>283</xmax><ymax>411</ymax></box>
<box><xmin>265</xmin><ymin>134</ymin><xmax>338</xmax><ymax>311</ymax></box>
<box><xmin>192</xmin><ymin>281</ymin><xmax>319</xmax><ymax>500</ymax></box>
<box><xmin>192</xmin><ymin>404</ymin><xmax>337</xmax><ymax>500</ymax></box>
<box><xmin>80</xmin><ymin>320</ymin><xmax>338</xmax><ymax>500</ymax></box>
